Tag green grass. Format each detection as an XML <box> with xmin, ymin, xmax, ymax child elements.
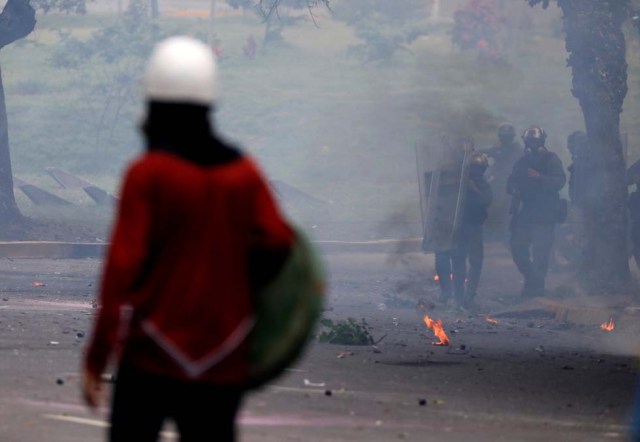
<box><xmin>0</xmin><ymin>10</ymin><xmax>639</xmax><ymax>240</ymax></box>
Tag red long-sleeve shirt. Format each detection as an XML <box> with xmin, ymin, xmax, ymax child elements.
<box><xmin>85</xmin><ymin>151</ymin><xmax>293</xmax><ymax>384</ymax></box>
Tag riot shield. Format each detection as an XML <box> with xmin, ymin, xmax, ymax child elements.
<box><xmin>416</xmin><ymin>137</ymin><xmax>469</xmax><ymax>253</ymax></box>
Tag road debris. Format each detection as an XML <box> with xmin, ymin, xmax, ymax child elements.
<box><xmin>447</xmin><ymin>345</ymin><xmax>469</xmax><ymax>355</ymax></box>
<box><xmin>485</xmin><ymin>316</ymin><xmax>499</xmax><ymax>325</ymax></box>
<box><xmin>304</xmin><ymin>379</ymin><xmax>326</xmax><ymax>387</ymax></box>
<box><xmin>336</xmin><ymin>351</ymin><xmax>354</xmax><ymax>359</ymax></box>
<box><xmin>318</xmin><ymin>318</ymin><xmax>375</xmax><ymax>345</ymax></box>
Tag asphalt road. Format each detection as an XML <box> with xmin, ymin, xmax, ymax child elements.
<box><xmin>0</xmin><ymin>252</ymin><xmax>637</xmax><ymax>441</ymax></box>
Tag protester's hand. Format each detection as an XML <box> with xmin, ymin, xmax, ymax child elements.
<box><xmin>527</xmin><ymin>168</ymin><xmax>540</xmax><ymax>178</ymax></box>
<box><xmin>82</xmin><ymin>369</ymin><xmax>103</xmax><ymax>411</ymax></box>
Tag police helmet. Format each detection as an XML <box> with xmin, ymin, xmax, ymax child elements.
<box><xmin>497</xmin><ymin>123</ymin><xmax>516</xmax><ymax>139</ymax></box>
<box><xmin>522</xmin><ymin>126</ymin><xmax>547</xmax><ymax>149</ymax></box>
<box><xmin>144</xmin><ymin>36</ymin><xmax>218</xmax><ymax>106</ymax></box>
<box><xmin>468</xmin><ymin>153</ymin><xmax>489</xmax><ymax>175</ymax></box>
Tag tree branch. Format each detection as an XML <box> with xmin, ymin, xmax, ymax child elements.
<box><xmin>0</xmin><ymin>0</ymin><xmax>36</xmax><ymax>50</ymax></box>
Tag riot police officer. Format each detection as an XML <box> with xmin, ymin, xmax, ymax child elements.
<box><xmin>507</xmin><ymin>127</ymin><xmax>566</xmax><ymax>297</ymax></box>
<box><xmin>435</xmin><ymin>151</ymin><xmax>493</xmax><ymax>310</ymax></box>
<box><xmin>483</xmin><ymin>123</ymin><xmax>523</xmax><ymax>239</ymax></box>
<box><xmin>485</xmin><ymin>123</ymin><xmax>522</xmax><ymax>176</ymax></box>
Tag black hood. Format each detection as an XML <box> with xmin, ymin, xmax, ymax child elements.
<box><xmin>141</xmin><ymin>101</ymin><xmax>240</xmax><ymax>166</ymax></box>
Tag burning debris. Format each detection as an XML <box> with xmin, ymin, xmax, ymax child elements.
<box><xmin>600</xmin><ymin>318</ymin><xmax>615</xmax><ymax>331</ymax></box>
<box><xmin>423</xmin><ymin>315</ymin><xmax>451</xmax><ymax>346</ymax></box>
<box><xmin>433</xmin><ymin>273</ymin><xmax>455</xmax><ymax>282</ymax></box>
<box><xmin>485</xmin><ymin>316</ymin><xmax>499</xmax><ymax>325</ymax></box>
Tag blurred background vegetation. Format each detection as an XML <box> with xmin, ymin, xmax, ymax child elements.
<box><xmin>2</xmin><ymin>0</ymin><xmax>639</xmax><ymax>240</ymax></box>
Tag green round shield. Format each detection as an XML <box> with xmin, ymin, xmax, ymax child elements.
<box><xmin>248</xmin><ymin>226</ymin><xmax>325</xmax><ymax>389</ymax></box>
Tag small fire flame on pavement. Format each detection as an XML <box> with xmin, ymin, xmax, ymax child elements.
<box><xmin>600</xmin><ymin>318</ymin><xmax>615</xmax><ymax>331</ymax></box>
<box><xmin>485</xmin><ymin>316</ymin><xmax>499</xmax><ymax>325</ymax></box>
<box><xmin>423</xmin><ymin>315</ymin><xmax>451</xmax><ymax>346</ymax></box>
<box><xmin>433</xmin><ymin>274</ymin><xmax>454</xmax><ymax>282</ymax></box>
<box><xmin>32</xmin><ymin>282</ymin><xmax>45</xmax><ymax>287</ymax></box>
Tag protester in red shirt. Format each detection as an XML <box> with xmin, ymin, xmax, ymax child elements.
<box><xmin>82</xmin><ymin>36</ymin><xmax>294</xmax><ymax>442</ymax></box>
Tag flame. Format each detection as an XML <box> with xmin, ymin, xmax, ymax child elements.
<box><xmin>433</xmin><ymin>273</ymin><xmax>453</xmax><ymax>282</ymax></box>
<box><xmin>485</xmin><ymin>316</ymin><xmax>499</xmax><ymax>325</ymax></box>
<box><xmin>32</xmin><ymin>281</ymin><xmax>45</xmax><ymax>287</ymax></box>
<box><xmin>600</xmin><ymin>318</ymin><xmax>615</xmax><ymax>331</ymax></box>
<box><xmin>423</xmin><ymin>315</ymin><xmax>451</xmax><ymax>346</ymax></box>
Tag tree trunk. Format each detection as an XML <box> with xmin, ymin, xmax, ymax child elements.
<box><xmin>150</xmin><ymin>0</ymin><xmax>159</xmax><ymax>18</ymax></box>
<box><xmin>0</xmin><ymin>0</ymin><xmax>36</xmax><ymax>225</ymax></box>
<box><xmin>208</xmin><ymin>0</ymin><xmax>217</xmax><ymax>46</ymax></box>
<box><xmin>0</xmin><ymin>67</ymin><xmax>20</xmax><ymax>224</ymax></box>
<box><xmin>558</xmin><ymin>0</ymin><xmax>631</xmax><ymax>291</ymax></box>
<box><xmin>430</xmin><ymin>0</ymin><xmax>441</xmax><ymax>21</ymax></box>
<box><xmin>262</xmin><ymin>14</ymin><xmax>272</xmax><ymax>51</ymax></box>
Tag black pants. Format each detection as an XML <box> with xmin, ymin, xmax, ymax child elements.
<box><xmin>435</xmin><ymin>224</ymin><xmax>484</xmax><ymax>303</ymax></box>
<box><xmin>110</xmin><ymin>366</ymin><xmax>244</xmax><ymax>442</ymax></box>
<box><xmin>510</xmin><ymin>218</ymin><xmax>555</xmax><ymax>296</ymax></box>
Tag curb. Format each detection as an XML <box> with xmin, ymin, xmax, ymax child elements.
<box><xmin>0</xmin><ymin>242</ymin><xmax>108</xmax><ymax>259</ymax></box>
<box><xmin>0</xmin><ymin>238</ymin><xmax>425</xmax><ymax>259</ymax></box>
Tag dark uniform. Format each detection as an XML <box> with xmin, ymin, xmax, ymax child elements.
<box><xmin>482</xmin><ymin>123</ymin><xmax>523</xmax><ymax>239</ymax></box>
<box><xmin>508</xmin><ymin>127</ymin><xmax>566</xmax><ymax>297</ymax></box>
<box><xmin>436</xmin><ymin>153</ymin><xmax>493</xmax><ymax>309</ymax></box>
<box><xmin>628</xmin><ymin>159</ymin><xmax>640</xmax><ymax>269</ymax></box>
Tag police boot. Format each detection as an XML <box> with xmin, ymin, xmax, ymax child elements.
<box><xmin>450</xmin><ymin>301</ymin><xmax>466</xmax><ymax>314</ymax></box>
<box><xmin>464</xmin><ymin>293</ymin><xmax>479</xmax><ymax>311</ymax></box>
<box><xmin>438</xmin><ymin>289</ymin><xmax>451</xmax><ymax>307</ymax></box>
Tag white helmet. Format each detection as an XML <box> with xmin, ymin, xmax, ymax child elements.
<box><xmin>143</xmin><ymin>36</ymin><xmax>218</xmax><ymax>106</ymax></box>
